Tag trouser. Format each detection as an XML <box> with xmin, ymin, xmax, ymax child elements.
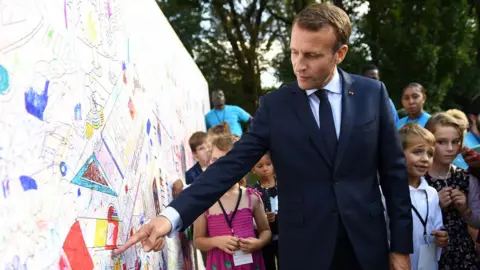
<box><xmin>262</xmin><ymin>239</ymin><xmax>279</xmax><ymax>270</ymax></box>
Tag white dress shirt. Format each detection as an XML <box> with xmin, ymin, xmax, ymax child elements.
<box><xmin>409</xmin><ymin>178</ymin><xmax>443</xmax><ymax>270</ymax></box>
<box><xmin>161</xmin><ymin>70</ymin><xmax>344</xmax><ymax>235</ymax></box>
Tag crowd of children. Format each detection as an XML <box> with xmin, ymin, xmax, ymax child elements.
<box><xmin>179</xmin><ymin>86</ymin><xmax>480</xmax><ymax>269</ymax></box>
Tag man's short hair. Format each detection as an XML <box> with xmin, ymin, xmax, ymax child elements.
<box><xmin>399</xmin><ymin>123</ymin><xmax>436</xmax><ymax>150</ymax></box>
<box><xmin>294</xmin><ymin>3</ymin><xmax>352</xmax><ymax>51</ymax></box>
<box><xmin>188</xmin><ymin>131</ymin><xmax>207</xmax><ymax>153</ymax></box>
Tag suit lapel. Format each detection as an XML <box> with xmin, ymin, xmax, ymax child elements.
<box><xmin>334</xmin><ymin>69</ymin><xmax>355</xmax><ymax>173</ymax></box>
<box><xmin>292</xmin><ymin>84</ymin><xmax>333</xmax><ymax>168</ymax></box>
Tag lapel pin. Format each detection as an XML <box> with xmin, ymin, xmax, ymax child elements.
<box><xmin>348</xmin><ymin>89</ymin><xmax>354</xmax><ymax>95</ymax></box>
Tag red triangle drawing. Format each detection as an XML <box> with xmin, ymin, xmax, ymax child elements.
<box><xmin>82</xmin><ymin>162</ymin><xmax>108</xmax><ymax>186</ymax></box>
<box><xmin>63</xmin><ymin>221</ymin><xmax>94</xmax><ymax>270</ymax></box>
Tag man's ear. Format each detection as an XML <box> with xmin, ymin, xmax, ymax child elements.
<box><xmin>335</xmin><ymin>44</ymin><xmax>348</xmax><ymax>65</ymax></box>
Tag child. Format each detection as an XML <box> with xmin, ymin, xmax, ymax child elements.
<box><xmin>397</xmin><ymin>83</ymin><xmax>431</xmax><ymax>129</ymax></box>
<box><xmin>399</xmin><ymin>123</ymin><xmax>448</xmax><ymax>270</ymax></box>
<box><xmin>446</xmin><ymin>109</ymin><xmax>469</xmax><ymax>134</ymax></box>
<box><xmin>425</xmin><ymin>113</ymin><xmax>480</xmax><ymax>269</ymax></box>
<box><xmin>193</xmin><ymin>134</ymin><xmax>271</xmax><ymax>270</ymax></box>
<box><xmin>207</xmin><ymin>123</ymin><xmax>232</xmax><ymax>145</ymax></box>
<box><xmin>252</xmin><ymin>153</ymin><xmax>278</xmax><ymax>270</ymax></box>
<box><xmin>186</xmin><ymin>131</ymin><xmax>211</xmax><ymax>185</ymax></box>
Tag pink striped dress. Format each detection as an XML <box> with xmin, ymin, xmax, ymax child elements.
<box><xmin>205</xmin><ymin>188</ymin><xmax>265</xmax><ymax>270</ymax></box>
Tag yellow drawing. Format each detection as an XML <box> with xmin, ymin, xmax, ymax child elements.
<box><xmin>94</xmin><ymin>219</ymin><xmax>108</xmax><ymax>247</ymax></box>
<box><xmin>85</xmin><ymin>96</ymin><xmax>104</xmax><ymax>139</ymax></box>
<box><xmin>84</xmin><ymin>9</ymin><xmax>99</xmax><ymax>45</ymax></box>
<box><xmin>113</xmin><ymin>259</ymin><xmax>121</xmax><ymax>270</ymax></box>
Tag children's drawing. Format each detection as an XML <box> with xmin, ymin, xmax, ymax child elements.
<box><xmin>0</xmin><ymin>0</ymin><xmax>210</xmax><ymax>268</ymax></box>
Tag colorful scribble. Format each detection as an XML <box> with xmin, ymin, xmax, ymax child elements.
<box><xmin>60</xmin><ymin>161</ymin><xmax>67</xmax><ymax>176</ymax></box>
<box><xmin>71</xmin><ymin>154</ymin><xmax>117</xmax><ymax>196</ymax></box>
<box><xmin>25</xmin><ymin>81</ymin><xmax>49</xmax><ymax>121</ymax></box>
<box><xmin>128</xmin><ymin>97</ymin><xmax>135</xmax><ymax>119</ymax></box>
<box><xmin>146</xmin><ymin>119</ymin><xmax>151</xmax><ymax>135</ymax></box>
<box><xmin>0</xmin><ymin>65</ymin><xmax>10</xmax><ymax>94</ymax></box>
<box><xmin>152</xmin><ymin>177</ymin><xmax>160</xmax><ymax>216</ymax></box>
<box><xmin>63</xmin><ymin>222</ymin><xmax>94</xmax><ymax>269</ymax></box>
<box><xmin>85</xmin><ymin>96</ymin><xmax>104</xmax><ymax>139</ymax></box>
<box><xmin>74</xmin><ymin>103</ymin><xmax>82</xmax><ymax>120</ymax></box>
<box><xmin>19</xmin><ymin>175</ymin><xmax>37</xmax><ymax>191</ymax></box>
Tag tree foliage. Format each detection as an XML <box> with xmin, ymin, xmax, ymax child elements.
<box><xmin>158</xmin><ymin>0</ymin><xmax>480</xmax><ymax>113</ymax></box>
<box><xmin>361</xmin><ymin>0</ymin><xmax>477</xmax><ymax>111</ymax></box>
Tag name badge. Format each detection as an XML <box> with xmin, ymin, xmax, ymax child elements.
<box><xmin>418</xmin><ymin>244</ymin><xmax>436</xmax><ymax>270</ymax></box>
<box><xmin>270</xmin><ymin>196</ymin><xmax>278</xmax><ymax>213</ymax></box>
<box><xmin>233</xmin><ymin>250</ymin><xmax>253</xmax><ymax>266</ymax></box>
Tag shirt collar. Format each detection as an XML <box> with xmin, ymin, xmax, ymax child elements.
<box><xmin>409</xmin><ymin>177</ymin><xmax>429</xmax><ymax>191</ymax></box>
<box><xmin>305</xmin><ymin>69</ymin><xmax>342</xmax><ymax>97</ymax></box>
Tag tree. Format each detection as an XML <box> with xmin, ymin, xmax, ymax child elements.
<box><xmin>159</xmin><ymin>0</ymin><xmax>280</xmax><ymax>114</ymax></box>
<box><xmin>360</xmin><ymin>0</ymin><xmax>477</xmax><ymax>111</ymax></box>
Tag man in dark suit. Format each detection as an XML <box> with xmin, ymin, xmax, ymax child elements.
<box><xmin>114</xmin><ymin>3</ymin><xmax>413</xmax><ymax>269</ymax></box>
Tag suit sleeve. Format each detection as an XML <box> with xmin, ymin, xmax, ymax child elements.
<box><xmin>169</xmin><ymin>98</ymin><xmax>271</xmax><ymax>229</ymax></box>
<box><xmin>377</xmin><ymin>82</ymin><xmax>413</xmax><ymax>254</ymax></box>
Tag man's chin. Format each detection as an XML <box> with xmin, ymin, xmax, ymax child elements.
<box><xmin>297</xmin><ymin>81</ymin><xmax>313</xmax><ymax>90</ymax></box>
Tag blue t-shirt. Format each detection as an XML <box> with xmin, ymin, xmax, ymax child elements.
<box><xmin>205</xmin><ymin>105</ymin><xmax>251</xmax><ymax>136</ymax></box>
<box><xmin>397</xmin><ymin>112</ymin><xmax>431</xmax><ymax>129</ymax></box>
<box><xmin>453</xmin><ymin>131</ymin><xmax>480</xmax><ymax>169</ymax></box>
<box><xmin>389</xmin><ymin>98</ymin><xmax>399</xmax><ymax>124</ymax></box>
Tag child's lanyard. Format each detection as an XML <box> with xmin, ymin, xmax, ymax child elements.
<box><xmin>411</xmin><ymin>190</ymin><xmax>429</xmax><ymax>244</ymax></box>
<box><xmin>218</xmin><ymin>187</ymin><xmax>243</xmax><ymax>236</ymax></box>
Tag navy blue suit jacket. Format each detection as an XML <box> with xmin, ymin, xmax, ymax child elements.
<box><xmin>170</xmin><ymin>69</ymin><xmax>413</xmax><ymax>269</ymax></box>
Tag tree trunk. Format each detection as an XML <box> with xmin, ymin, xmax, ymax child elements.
<box><xmin>241</xmin><ymin>61</ymin><xmax>262</xmax><ymax>115</ymax></box>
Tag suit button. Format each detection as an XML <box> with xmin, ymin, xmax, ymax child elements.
<box><xmin>334</xmin><ymin>181</ymin><xmax>339</xmax><ymax>185</ymax></box>
<box><xmin>331</xmin><ymin>210</ymin><xmax>338</xmax><ymax>216</ymax></box>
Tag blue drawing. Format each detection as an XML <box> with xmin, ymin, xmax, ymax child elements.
<box><xmin>146</xmin><ymin>119</ymin><xmax>151</xmax><ymax>135</ymax></box>
<box><xmin>77</xmin><ymin>188</ymin><xmax>81</xmax><ymax>197</ymax></box>
<box><xmin>101</xmin><ymin>138</ymin><xmax>124</xmax><ymax>179</ymax></box>
<box><xmin>0</xmin><ymin>65</ymin><xmax>10</xmax><ymax>94</ymax></box>
<box><xmin>74</xmin><ymin>103</ymin><xmax>82</xmax><ymax>120</ymax></box>
<box><xmin>25</xmin><ymin>80</ymin><xmax>49</xmax><ymax>120</ymax></box>
<box><xmin>2</xmin><ymin>178</ymin><xmax>10</xmax><ymax>198</ymax></box>
<box><xmin>60</xmin><ymin>161</ymin><xmax>67</xmax><ymax>176</ymax></box>
<box><xmin>157</xmin><ymin>122</ymin><xmax>162</xmax><ymax>145</ymax></box>
<box><xmin>71</xmin><ymin>154</ymin><xmax>117</xmax><ymax>196</ymax></box>
<box><xmin>19</xmin><ymin>176</ymin><xmax>37</xmax><ymax>191</ymax></box>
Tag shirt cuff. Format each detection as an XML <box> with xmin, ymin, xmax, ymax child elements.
<box><xmin>160</xmin><ymin>206</ymin><xmax>183</xmax><ymax>238</ymax></box>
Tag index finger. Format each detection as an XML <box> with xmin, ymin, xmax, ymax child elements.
<box><xmin>113</xmin><ymin>227</ymin><xmax>149</xmax><ymax>255</ymax></box>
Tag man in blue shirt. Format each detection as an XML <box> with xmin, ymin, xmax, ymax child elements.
<box><xmin>205</xmin><ymin>90</ymin><xmax>252</xmax><ymax>136</ymax></box>
<box><xmin>363</xmin><ymin>64</ymin><xmax>399</xmax><ymax>124</ymax></box>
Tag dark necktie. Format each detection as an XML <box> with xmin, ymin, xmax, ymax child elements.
<box><xmin>315</xmin><ymin>89</ymin><xmax>337</xmax><ymax>161</ymax></box>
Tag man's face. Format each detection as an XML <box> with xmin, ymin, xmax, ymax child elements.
<box><xmin>211</xmin><ymin>91</ymin><xmax>225</xmax><ymax>107</ymax></box>
<box><xmin>364</xmin><ymin>69</ymin><xmax>379</xmax><ymax>80</ymax></box>
<box><xmin>290</xmin><ymin>24</ymin><xmax>348</xmax><ymax>90</ymax></box>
